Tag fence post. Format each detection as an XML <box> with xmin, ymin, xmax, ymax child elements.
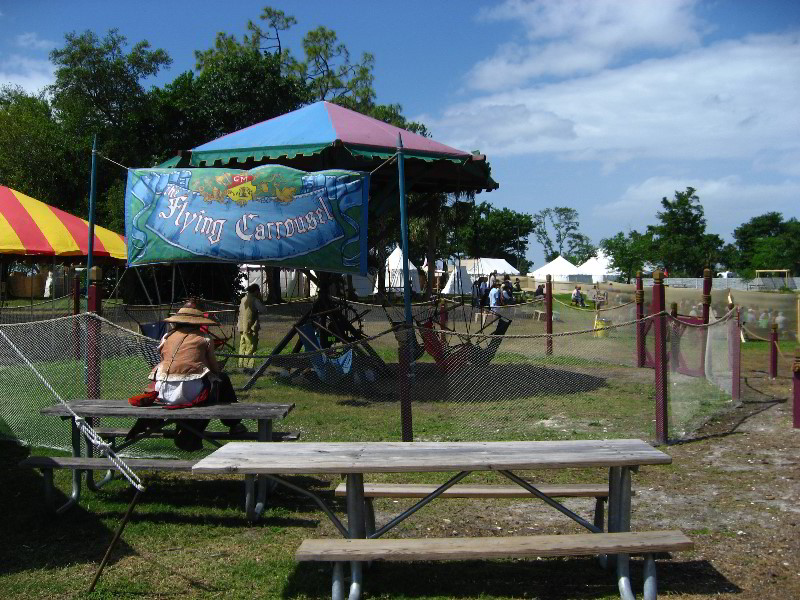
<box><xmin>635</xmin><ymin>271</ymin><xmax>645</xmax><ymax>367</ymax></box>
<box><xmin>669</xmin><ymin>302</ymin><xmax>679</xmax><ymax>369</ymax></box>
<box><xmin>793</xmin><ymin>346</ymin><xmax>799</xmax><ymax>429</ymax></box>
<box><xmin>545</xmin><ymin>275</ymin><xmax>553</xmax><ymax>356</ymax></box>
<box><xmin>701</xmin><ymin>267</ymin><xmax>712</xmax><ymax>376</ymax></box>
<box><xmin>769</xmin><ymin>324</ymin><xmax>778</xmax><ymax>379</ymax></box>
<box><xmin>652</xmin><ymin>271</ymin><xmax>668</xmax><ymax>444</ymax></box>
<box><xmin>728</xmin><ymin>304</ymin><xmax>741</xmax><ymax>401</ymax></box>
<box><xmin>73</xmin><ymin>275</ymin><xmax>80</xmax><ymax>315</ymax></box>
<box><xmin>87</xmin><ymin>278</ymin><xmax>102</xmax><ymax>400</ymax></box>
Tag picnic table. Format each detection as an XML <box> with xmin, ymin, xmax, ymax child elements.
<box><xmin>31</xmin><ymin>399</ymin><xmax>294</xmax><ymax>519</ymax></box>
<box><xmin>193</xmin><ymin>439</ymin><xmax>688</xmax><ymax>600</ymax></box>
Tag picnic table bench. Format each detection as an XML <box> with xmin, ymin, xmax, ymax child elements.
<box><xmin>23</xmin><ymin>399</ymin><xmax>294</xmax><ymax>521</ymax></box>
<box><xmin>194</xmin><ymin>440</ymin><xmax>692</xmax><ymax>600</ymax></box>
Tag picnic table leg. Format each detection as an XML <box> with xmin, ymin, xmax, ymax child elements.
<box><xmin>246</xmin><ymin>418</ymin><xmax>273</xmax><ymax>522</ymax></box>
<box><xmin>84</xmin><ymin>416</ymin><xmax>114</xmax><ymax>492</ymax></box>
<box><xmin>608</xmin><ymin>466</ymin><xmax>635</xmax><ymax>600</ymax></box>
<box><xmin>342</xmin><ymin>473</ymin><xmax>365</xmax><ymax>600</ymax></box>
<box><xmin>46</xmin><ymin>417</ymin><xmax>83</xmax><ymax>514</ymax></box>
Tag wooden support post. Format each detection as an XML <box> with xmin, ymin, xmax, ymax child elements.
<box><xmin>546</xmin><ymin>275</ymin><xmax>553</xmax><ymax>356</ymax></box>
<box><xmin>793</xmin><ymin>347</ymin><xmax>799</xmax><ymax>429</ymax></box>
<box><xmin>669</xmin><ymin>302</ymin><xmax>679</xmax><ymax>369</ymax></box>
<box><xmin>729</xmin><ymin>305</ymin><xmax>741</xmax><ymax>401</ymax></box>
<box><xmin>652</xmin><ymin>271</ymin><xmax>668</xmax><ymax>445</ymax></box>
<box><xmin>635</xmin><ymin>271</ymin><xmax>645</xmax><ymax>367</ymax></box>
<box><xmin>72</xmin><ymin>275</ymin><xmax>81</xmax><ymax>361</ymax></box>
<box><xmin>701</xmin><ymin>267</ymin><xmax>712</xmax><ymax>376</ymax></box>
<box><xmin>770</xmin><ymin>323</ymin><xmax>778</xmax><ymax>379</ymax></box>
<box><xmin>87</xmin><ymin>282</ymin><xmax>102</xmax><ymax>400</ymax></box>
<box><xmin>73</xmin><ymin>275</ymin><xmax>81</xmax><ymax>315</ymax></box>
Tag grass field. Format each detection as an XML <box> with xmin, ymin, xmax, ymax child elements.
<box><xmin>0</xmin><ymin>307</ymin><xmax>779</xmax><ymax>599</ymax></box>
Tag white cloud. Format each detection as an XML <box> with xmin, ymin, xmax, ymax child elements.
<box><xmin>422</xmin><ymin>34</ymin><xmax>800</xmax><ymax>176</ymax></box>
<box><xmin>598</xmin><ymin>176</ymin><xmax>800</xmax><ymax>237</ymax></box>
<box><xmin>471</xmin><ymin>0</ymin><xmax>703</xmax><ymax>90</ymax></box>
<box><xmin>15</xmin><ymin>32</ymin><xmax>55</xmax><ymax>51</ymax></box>
<box><xmin>0</xmin><ymin>54</ymin><xmax>55</xmax><ymax>94</ymax></box>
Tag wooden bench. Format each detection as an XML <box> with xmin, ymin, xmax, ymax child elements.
<box><xmin>335</xmin><ymin>482</ymin><xmax>614</xmax><ymax>531</ymax></box>
<box><xmin>91</xmin><ymin>426</ymin><xmax>299</xmax><ymax>443</ymax></box>
<box><xmin>296</xmin><ymin>530</ymin><xmax>693</xmax><ymax>600</ymax></box>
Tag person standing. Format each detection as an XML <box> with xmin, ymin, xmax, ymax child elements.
<box><xmin>489</xmin><ymin>280</ymin><xmax>502</xmax><ymax>311</ymax></box>
<box><xmin>238</xmin><ymin>284</ymin><xmax>266</xmax><ymax>372</ymax></box>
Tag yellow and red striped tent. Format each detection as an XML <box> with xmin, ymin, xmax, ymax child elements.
<box><xmin>0</xmin><ymin>186</ymin><xmax>126</xmax><ymax>260</ymax></box>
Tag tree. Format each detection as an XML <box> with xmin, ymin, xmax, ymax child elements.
<box><xmin>450</xmin><ymin>202</ymin><xmax>534</xmax><ymax>271</ymax></box>
<box><xmin>0</xmin><ymin>86</ymin><xmax>83</xmax><ymax>211</ymax></box>
<box><xmin>731</xmin><ymin>213</ymin><xmax>800</xmax><ymax>276</ymax></box>
<box><xmin>563</xmin><ymin>233</ymin><xmax>596</xmax><ymax>266</ymax></box>
<box><xmin>600</xmin><ymin>230</ymin><xmax>651</xmax><ymax>283</ymax></box>
<box><xmin>646</xmin><ymin>187</ymin><xmax>723</xmax><ymax>276</ymax></box>
<box><xmin>532</xmin><ymin>207</ymin><xmax>589</xmax><ymax>262</ymax></box>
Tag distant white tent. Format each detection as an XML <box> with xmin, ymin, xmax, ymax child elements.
<box><xmin>461</xmin><ymin>257</ymin><xmax>519</xmax><ymax>278</ymax></box>
<box><xmin>578</xmin><ymin>250</ymin><xmax>620</xmax><ymax>283</ymax></box>
<box><xmin>350</xmin><ymin>273</ymin><xmax>376</xmax><ymax>297</ymax></box>
<box><xmin>529</xmin><ymin>255</ymin><xmax>580</xmax><ymax>282</ymax></box>
<box><xmin>441</xmin><ymin>265</ymin><xmax>472</xmax><ymax>295</ymax></box>
<box><xmin>240</xmin><ymin>265</ymin><xmax>314</xmax><ymax>298</ymax></box>
<box><xmin>375</xmin><ymin>246</ymin><xmax>421</xmax><ymax>293</ymax></box>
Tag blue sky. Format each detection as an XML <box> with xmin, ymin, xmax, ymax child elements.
<box><xmin>1</xmin><ymin>0</ymin><xmax>799</xmax><ymax>269</ymax></box>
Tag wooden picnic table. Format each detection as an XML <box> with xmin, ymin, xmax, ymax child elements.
<box><xmin>38</xmin><ymin>399</ymin><xmax>294</xmax><ymax>520</ymax></box>
<box><xmin>194</xmin><ymin>439</ymin><xmax>675</xmax><ymax>599</ymax></box>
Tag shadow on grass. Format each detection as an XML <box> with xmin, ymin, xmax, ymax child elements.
<box><xmin>284</xmin><ymin>557</ymin><xmax>739</xmax><ymax>599</ymax></box>
<box><xmin>0</xmin><ymin>440</ymin><xmax>132</xmax><ymax>577</ymax></box>
<box><xmin>276</xmin><ymin>363</ymin><xmax>608</xmax><ymax>405</ymax></box>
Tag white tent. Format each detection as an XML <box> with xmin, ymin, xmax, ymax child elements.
<box><xmin>460</xmin><ymin>257</ymin><xmax>519</xmax><ymax>278</ymax></box>
<box><xmin>441</xmin><ymin>265</ymin><xmax>472</xmax><ymax>295</ymax></box>
<box><xmin>375</xmin><ymin>246</ymin><xmax>421</xmax><ymax>293</ymax></box>
<box><xmin>578</xmin><ymin>250</ymin><xmax>620</xmax><ymax>283</ymax></box>
<box><xmin>350</xmin><ymin>273</ymin><xmax>376</xmax><ymax>297</ymax></box>
<box><xmin>529</xmin><ymin>255</ymin><xmax>580</xmax><ymax>282</ymax></box>
<box><xmin>240</xmin><ymin>265</ymin><xmax>314</xmax><ymax>298</ymax></box>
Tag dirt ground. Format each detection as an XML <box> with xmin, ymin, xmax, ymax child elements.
<box><xmin>362</xmin><ymin>370</ymin><xmax>799</xmax><ymax>599</ymax></box>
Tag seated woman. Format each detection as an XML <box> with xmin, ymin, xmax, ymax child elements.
<box><xmin>147</xmin><ymin>303</ymin><xmax>243</xmax><ymax>450</ymax></box>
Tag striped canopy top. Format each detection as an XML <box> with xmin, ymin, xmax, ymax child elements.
<box><xmin>0</xmin><ymin>186</ymin><xmax>126</xmax><ymax>260</ymax></box>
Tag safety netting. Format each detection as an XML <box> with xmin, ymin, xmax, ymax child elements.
<box><xmin>0</xmin><ymin>297</ymin><xmax>742</xmax><ymax>459</ymax></box>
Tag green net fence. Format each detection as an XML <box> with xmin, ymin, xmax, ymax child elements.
<box><xmin>0</xmin><ymin>296</ymin><xmax>742</xmax><ymax>460</ymax></box>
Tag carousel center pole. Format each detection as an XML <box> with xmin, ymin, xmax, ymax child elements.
<box><xmin>87</xmin><ymin>135</ymin><xmax>98</xmax><ymax>294</ymax></box>
<box><xmin>397</xmin><ymin>133</ymin><xmax>414</xmax><ymax>442</ymax></box>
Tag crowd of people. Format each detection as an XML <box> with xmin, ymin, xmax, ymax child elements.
<box><xmin>472</xmin><ymin>270</ymin><xmax>524</xmax><ymax>310</ymax></box>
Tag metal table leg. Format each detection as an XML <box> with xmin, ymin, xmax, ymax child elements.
<box><xmin>338</xmin><ymin>473</ymin><xmax>365</xmax><ymax>600</ymax></box>
<box><xmin>245</xmin><ymin>418</ymin><xmax>273</xmax><ymax>522</ymax></box>
<box><xmin>85</xmin><ymin>416</ymin><xmax>113</xmax><ymax>492</ymax></box>
<box><xmin>44</xmin><ymin>417</ymin><xmax>82</xmax><ymax>514</ymax></box>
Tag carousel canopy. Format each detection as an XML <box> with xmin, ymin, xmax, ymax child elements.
<box><xmin>177</xmin><ymin>101</ymin><xmax>498</xmax><ymax>198</ymax></box>
<box><xmin>0</xmin><ymin>186</ymin><xmax>126</xmax><ymax>260</ymax></box>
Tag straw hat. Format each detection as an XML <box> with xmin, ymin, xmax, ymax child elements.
<box><xmin>164</xmin><ymin>306</ymin><xmax>216</xmax><ymax>326</ymax></box>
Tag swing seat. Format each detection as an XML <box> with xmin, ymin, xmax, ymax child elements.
<box><xmin>420</xmin><ymin>322</ymin><xmax>471</xmax><ymax>373</ymax></box>
<box><xmin>296</xmin><ymin>324</ymin><xmax>354</xmax><ymax>382</ymax></box>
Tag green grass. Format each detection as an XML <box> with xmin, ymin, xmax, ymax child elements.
<box><xmin>0</xmin><ymin>316</ymin><xmax>736</xmax><ymax>599</ymax></box>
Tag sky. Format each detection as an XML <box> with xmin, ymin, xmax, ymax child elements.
<box><xmin>1</xmin><ymin>0</ymin><xmax>799</xmax><ymax>269</ymax></box>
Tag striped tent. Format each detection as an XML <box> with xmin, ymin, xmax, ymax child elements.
<box><xmin>0</xmin><ymin>186</ymin><xmax>126</xmax><ymax>260</ymax></box>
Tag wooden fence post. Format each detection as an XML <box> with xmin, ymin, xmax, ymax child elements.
<box><xmin>545</xmin><ymin>275</ymin><xmax>553</xmax><ymax>356</ymax></box>
<box><xmin>793</xmin><ymin>346</ymin><xmax>799</xmax><ymax>429</ymax></box>
<box><xmin>87</xmin><ymin>280</ymin><xmax>102</xmax><ymax>400</ymax></box>
<box><xmin>770</xmin><ymin>323</ymin><xmax>778</xmax><ymax>379</ymax></box>
<box><xmin>652</xmin><ymin>271</ymin><xmax>668</xmax><ymax>444</ymax></box>
<box><xmin>701</xmin><ymin>267</ymin><xmax>712</xmax><ymax>376</ymax></box>
<box><xmin>728</xmin><ymin>305</ymin><xmax>741</xmax><ymax>401</ymax></box>
<box><xmin>635</xmin><ymin>271</ymin><xmax>645</xmax><ymax>367</ymax></box>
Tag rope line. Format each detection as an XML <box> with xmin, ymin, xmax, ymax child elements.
<box><xmin>0</xmin><ymin>327</ymin><xmax>145</xmax><ymax>491</ymax></box>
<box><xmin>98</xmin><ymin>152</ymin><xmax>131</xmax><ymax>171</ymax></box>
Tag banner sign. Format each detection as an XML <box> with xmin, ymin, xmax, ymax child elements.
<box><xmin>125</xmin><ymin>165</ymin><xmax>369</xmax><ymax>274</ymax></box>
